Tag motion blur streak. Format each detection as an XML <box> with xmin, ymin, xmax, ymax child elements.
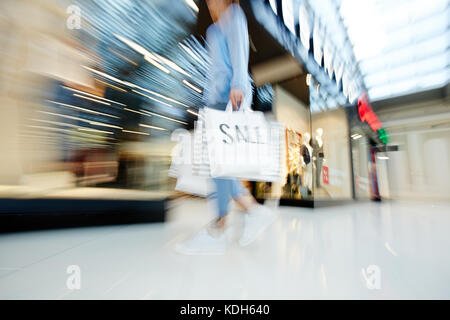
<box><xmin>0</xmin><ymin>0</ymin><xmax>449</xmax><ymax>301</ymax></box>
<box><xmin>0</xmin><ymin>0</ymin><xmax>199</xmax><ymax>193</ymax></box>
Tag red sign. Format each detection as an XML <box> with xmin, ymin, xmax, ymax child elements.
<box><xmin>358</xmin><ymin>93</ymin><xmax>382</xmax><ymax>132</ymax></box>
<box><xmin>322</xmin><ymin>166</ymin><xmax>329</xmax><ymax>185</ymax></box>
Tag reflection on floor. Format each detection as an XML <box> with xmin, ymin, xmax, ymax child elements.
<box><xmin>0</xmin><ymin>199</ymin><xmax>449</xmax><ymax>299</ymax></box>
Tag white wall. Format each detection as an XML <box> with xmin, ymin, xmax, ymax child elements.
<box><xmin>273</xmin><ymin>86</ymin><xmax>310</xmax><ymax>133</ymax></box>
<box><xmin>377</xmin><ymin>98</ymin><xmax>450</xmax><ymax>201</ymax></box>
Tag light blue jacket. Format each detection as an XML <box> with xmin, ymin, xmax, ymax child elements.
<box><xmin>203</xmin><ymin>4</ymin><xmax>252</xmax><ymax>108</ymax></box>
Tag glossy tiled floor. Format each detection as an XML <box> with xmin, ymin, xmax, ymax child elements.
<box><xmin>0</xmin><ymin>198</ymin><xmax>449</xmax><ymax>299</ymax></box>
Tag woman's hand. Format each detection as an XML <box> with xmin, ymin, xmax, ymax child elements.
<box><xmin>229</xmin><ymin>88</ymin><xmax>244</xmax><ymax>110</ymax></box>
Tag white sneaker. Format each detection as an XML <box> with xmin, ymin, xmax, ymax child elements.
<box><xmin>175</xmin><ymin>229</ymin><xmax>226</xmax><ymax>255</ymax></box>
<box><xmin>239</xmin><ymin>205</ymin><xmax>276</xmax><ymax>247</ymax></box>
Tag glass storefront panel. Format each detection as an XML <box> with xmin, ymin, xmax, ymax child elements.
<box><xmin>308</xmin><ymin>76</ymin><xmax>353</xmax><ymax>200</ymax></box>
<box><xmin>261</xmin><ymin>78</ymin><xmax>356</xmax><ymax>204</ymax></box>
<box><xmin>271</xmin><ymin>84</ymin><xmax>313</xmax><ymax>201</ymax></box>
<box><xmin>350</xmin><ymin>131</ymin><xmax>371</xmax><ymax>199</ymax></box>
<box><xmin>311</xmin><ymin>107</ymin><xmax>353</xmax><ymax>200</ymax></box>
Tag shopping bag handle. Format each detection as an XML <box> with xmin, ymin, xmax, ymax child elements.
<box><xmin>225</xmin><ymin>93</ymin><xmax>252</xmax><ymax>113</ymax></box>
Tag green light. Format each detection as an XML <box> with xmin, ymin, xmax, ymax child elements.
<box><xmin>378</xmin><ymin>128</ymin><xmax>389</xmax><ymax>144</ymax></box>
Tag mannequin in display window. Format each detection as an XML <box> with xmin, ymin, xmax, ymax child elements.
<box><xmin>283</xmin><ymin>129</ymin><xmax>302</xmax><ymax>199</ymax></box>
<box><xmin>311</xmin><ymin>128</ymin><xmax>325</xmax><ymax>188</ymax></box>
<box><xmin>301</xmin><ymin>132</ymin><xmax>313</xmax><ymax>195</ymax></box>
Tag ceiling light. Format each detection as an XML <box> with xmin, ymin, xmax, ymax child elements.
<box><xmin>39</xmin><ymin>110</ymin><xmax>91</xmax><ymax>124</ymax></box>
<box><xmin>132</xmin><ymin>90</ymin><xmax>174</xmax><ymax>107</ymax></box>
<box><xmin>139</xmin><ymin>123</ymin><xmax>167</xmax><ymax>131</ymax></box>
<box><xmin>179</xmin><ymin>42</ymin><xmax>203</xmax><ymax>63</ymax></box>
<box><xmin>135</xmin><ymin>86</ymin><xmax>190</xmax><ymax>108</ymax></box>
<box><xmin>83</xmin><ymin>66</ymin><xmax>191</xmax><ymax>109</ymax></box>
<box><xmin>151</xmin><ymin>52</ymin><xmax>191</xmax><ymax>77</ymax></box>
<box><xmin>187</xmin><ymin>109</ymin><xmax>199</xmax><ymax>116</ymax></box>
<box><xmin>124</xmin><ymin>108</ymin><xmax>152</xmax><ymax>117</ymax></box>
<box><xmin>185</xmin><ymin>0</ymin><xmax>199</xmax><ymax>13</ymax></box>
<box><xmin>46</xmin><ymin>100</ymin><xmax>119</xmax><ymax>119</ymax></box>
<box><xmin>88</xmin><ymin>121</ymin><xmax>122</xmax><ymax>130</ymax></box>
<box><xmin>82</xmin><ymin>66</ymin><xmax>137</xmax><ymax>88</ymax></box>
<box><xmin>108</xmin><ymin>47</ymin><xmax>137</xmax><ymax>66</ymax></box>
<box><xmin>78</xmin><ymin>128</ymin><xmax>114</xmax><ymax>135</ymax></box>
<box><xmin>144</xmin><ymin>55</ymin><xmax>170</xmax><ymax>74</ymax></box>
<box><xmin>29</xmin><ymin>118</ymin><xmax>79</xmax><ymax>128</ymax></box>
<box><xmin>183</xmin><ymin>80</ymin><xmax>202</xmax><ymax>93</ymax></box>
<box><xmin>62</xmin><ymin>86</ymin><xmax>127</xmax><ymax>106</ymax></box>
<box><xmin>73</xmin><ymin>94</ymin><xmax>111</xmax><ymax>106</ymax></box>
<box><xmin>139</xmin><ymin>109</ymin><xmax>187</xmax><ymax>125</ymax></box>
<box><xmin>114</xmin><ymin>34</ymin><xmax>151</xmax><ymax>57</ymax></box>
<box><xmin>95</xmin><ymin>79</ymin><xmax>127</xmax><ymax>92</ymax></box>
<box><xmin>122</xmin><ymin>129</ymin><xmax>150</xmax><ymax>136</ymax></box>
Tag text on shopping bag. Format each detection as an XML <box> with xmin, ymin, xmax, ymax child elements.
<box><xmin>219</xmin><ymin>124</ymin><xmax>266</xmax><ymax>144</ymax></box>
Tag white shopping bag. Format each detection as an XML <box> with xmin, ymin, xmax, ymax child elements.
<box><xmin>203</xmin><ymin>100</ymin><xmax>283</xmax><ymax>182</ymax></box>
<box><xmin>192</xmin><ymin>109</ymin><xmax>211</xmax><ymax>177</ymax></box>
<box><xmin>169</xmin><ymin>129</ymin><xmax>214</xmax><ymax>197</ymax></box>
<box><xmin>174</xmin><ymin>164</ymin><xmax>214</xmax><ymax>197</ymax></box>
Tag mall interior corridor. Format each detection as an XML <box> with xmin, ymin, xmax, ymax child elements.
<box><xmin>0</xmin><ymin>0</ymin><xmax>449</xmax><ymax>307</ymax></box>
<box><xmin>0</xmin><ymin>199</ymin><xmax>449</xmax><ymax>300</ymax></box>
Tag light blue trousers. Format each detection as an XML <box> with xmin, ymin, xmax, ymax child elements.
<box><xmin>210</xmin><ymin>178</ymin><xmax>249</xmax><ymax>217</ymax></box>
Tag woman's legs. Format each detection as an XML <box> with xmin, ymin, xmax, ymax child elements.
<box><xmin>211</xmin><ymin>178</ymin><xmax>232</xmax><ymax>230</ymax></box>
<box><xmin>210</xmin><ymin>178</ymin><xmax>257</xmax><ymax>232</ymax></box>
<box><xmin>230</xmin><ymin>180</ymin><xmax>257</xmax><ymax>212</ymax></box>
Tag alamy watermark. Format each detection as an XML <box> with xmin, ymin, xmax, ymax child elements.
<box><xmin>66</xmin><ymin>265</ymin><xmax>81</xmax><ymax>290</ymax></box>
<box><xmin>66</xmin><ymin>5</ymin><xmax>81</xmax><ymax>30</ymax></box>
<box><xmin>362</xmin><ymin>265</ymin><xmax>381</xmax><ymax>290</ymax></box>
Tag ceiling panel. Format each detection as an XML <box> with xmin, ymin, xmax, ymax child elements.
<box><xmin>339</xmin><ymin>0</ymin><xmax>450</xmax><ymax>101</ymax></box>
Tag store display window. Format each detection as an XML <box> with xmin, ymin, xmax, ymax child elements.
<box><xmin>309</xmin><ymin>78</ymin><xmax>353</xmax><ymax>200</ymax></box>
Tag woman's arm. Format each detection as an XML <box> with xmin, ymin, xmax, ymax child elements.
<box><xmin>221</xmin><ymin>4</ymin><xmax>250</xmax><ymax>109</ymax></box>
